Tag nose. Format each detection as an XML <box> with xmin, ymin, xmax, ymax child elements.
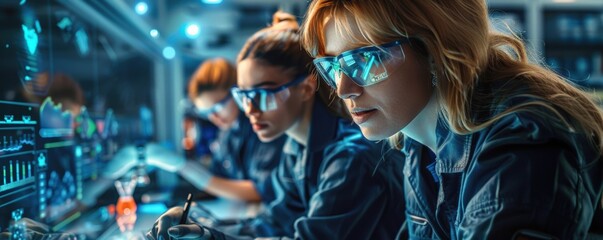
<box><xmin>243</xmin><ymin>99</ymin><xmax>261</xmax><ymax>117</ymax></box>
<box><xmin>336</xmin><ymin>73</ymin><xmax>362</xmax><ymax>100</ymax></box>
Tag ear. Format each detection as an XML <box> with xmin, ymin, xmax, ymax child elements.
<box><xmin>299</xmin><ymin>76</ymin><xmax>317</xmax><ymax>101</ymax></box>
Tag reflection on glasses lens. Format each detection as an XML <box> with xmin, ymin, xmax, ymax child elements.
<box><xmin>313</xmin><ymin>39</ymin><xmax>408</xmax><ymax>88</ymax></box>
<box><xmin>195</xmin><ymin>94</ymin><xmax>231</xmax><ymax>119</ymax></box>
<box><xmin>231</xmin><ymin>75</ymin><xmax>306</xmax><ymax>112</ymax></box>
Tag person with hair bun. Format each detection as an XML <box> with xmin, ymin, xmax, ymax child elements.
<box><xmin>147</xmin><ymin>11</ymin><xmax>407</xmax><ymax>240</ymax></box>
<box><xmin>300</xmin><ymin>0</ymin><xmax>603</xmax><ymax>239</ymax></box>
<box><xmin>179</xmin><ymin>57</ymin><xmax>287</xmax><ymax>203</ymax></box>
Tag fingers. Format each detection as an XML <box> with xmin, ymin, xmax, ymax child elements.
<box><xmin>168</xmin><ymin>224</ymin><xmax>205</xmax><ymax>239</ymax></box>
<box><xmin>145</xmin><ymin>230</ymin><xmax>156</xmax><ymax>240</ymax></box>
<box><xmin>155</xmin><ymin>207</ymin><xmax>183</xmax><ymax>240</ymax></box>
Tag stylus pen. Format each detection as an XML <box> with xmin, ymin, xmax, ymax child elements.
<box><xmin>179</xmin><ymin>193</ymin><xmax>193</xmax><ymax>224</ymax></box>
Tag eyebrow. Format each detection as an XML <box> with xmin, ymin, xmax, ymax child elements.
<box><xmin>252</xmin><ymin>81</ymin><xmax>279</xmax><ymax>88</ymax></box>
<box><xmin>323</xmin><ymin>43</ymin><xmax>370</xmax><ymax>58</ymax></box>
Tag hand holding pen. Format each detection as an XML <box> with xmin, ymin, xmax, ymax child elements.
<box><xmin>146</xmin><ymin>193</ymin><xmax>212</xmax><ymax>240</ymax></box>
<box><xmin>179</xmin><ymin>193</ymin><xmax>193</xmax><ymax>224</ymax></box>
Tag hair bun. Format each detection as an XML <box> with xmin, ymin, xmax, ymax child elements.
<box><xmin>271</xmin><ymin>10</ymin><xmax>299</xmax><ymax>30</ymax></box>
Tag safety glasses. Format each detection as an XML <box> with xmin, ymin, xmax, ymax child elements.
<box><xmin>230</xmin><ymin>75</ymin><xmax>306</xmax><ymax>113</ymax></box>
<box><xmin>313</xmin><ymin>39</ymin><xmax>409</xmax><ymax>88</ymax></box>
<box><xmin>194</xmin><ymin>93</ymin><xmax>232</xmax><ymax>119</ymax></box>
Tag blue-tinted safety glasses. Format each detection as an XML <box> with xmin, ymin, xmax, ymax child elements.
<box><xmin>194</xmin><ymin>93</ymin><xmax>232</xmax><ymax>119</ymax></box>
<box><xmin>230</xmin><ymin>75</ymin><xmax>306</xmax><ymax>113</ymax></box>
<box><xmin>313</xmin><ymin>39</ymin><xmax>409</xmax><ymax>88</ymax></box>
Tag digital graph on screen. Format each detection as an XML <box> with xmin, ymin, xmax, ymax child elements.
<box><xmin>0</xmin><ymin>100</ymin><xmax>41</xmax><ymax>232</ymax></box>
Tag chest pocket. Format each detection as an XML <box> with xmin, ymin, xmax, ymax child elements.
<box><xmin>406</xmin><ymin>211</ymin><xmax>439</xmax><ymax>240</ymax></box>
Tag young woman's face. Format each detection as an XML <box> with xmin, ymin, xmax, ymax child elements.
<box><xmin>322</xmin><ymin>19</ymin><xmax>433</xmax><ymax>141</ymax></box>
<box><xmin>236</xmin><ymin>59</ymin><xmax>305</xmax><ymax>142</ymax></box>
<box><xmin>193</xmin><ymin>89</ymin><xmax>239</xmax><ymax>130</ymax></box>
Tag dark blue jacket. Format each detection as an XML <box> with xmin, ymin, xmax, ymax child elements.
<box><xmin>210</xmin><ymin>111</ymin><xmax>286</xmax><ymax>203</ymax></box>
<box><xmin>400</xmin><ymin>98</ymin><xmax>603</xmax><ymax>239</ymax></box>
<box><xmin>211</xmin><ymin>100</ymin><xmax>406</xmax><ymax>240</ymax></box>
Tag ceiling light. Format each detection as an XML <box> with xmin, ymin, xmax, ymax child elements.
<box><xmin>162</xmin><ymin>46</ymin><xmax>175</xmax><ymax>59</ymax></box>
<box><xmin>135</xmin><ymin>2</ymin><xmax>148</xmax><ymax>15</ymax></box>
<box><xmin>185</xmin><ymin>24</ymin><xmax>200</xmax><ymax>39</ymax></box>
<box><xmin>202</xmin><ymin>0</ymin><xmax>223</xmax><ymax>4</ymax></box>
<box><xmin>150</xmin><ymin>29</ymin><xmax>159</xmax><ymax>38</ymax></box>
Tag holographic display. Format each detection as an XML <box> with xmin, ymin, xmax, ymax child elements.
<box><xmin>40</xmin><ymin>97</ymin><xmax>79</xmax><ymax>224</ymax></box>
<box><xmin>17</xmin><ymin>4</ymin><xmax>52</xmax><ymax>96</ymax></box>
<box><xmin>39</xmin><ymin>98</ymin><xmax>74</xmax><ymax>138</ymax></box>
<box><xmin>0</xmin><ymin>0</ymin><xmax>151</xmax><ymax>236</ymax></box>
<box><xmin>0</xmin><ymin>101</ymin><xmax>40</xmax><ymax>232</ymax></box>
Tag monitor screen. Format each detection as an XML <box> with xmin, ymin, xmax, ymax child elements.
<box><xmin>0</xmin><ymin>100</ymin><xmax>41</xmax><ymax>231</ymax></box>
<box><xmin>0</xmin><ymin>0</ymin><xmax>156</xmax><ymax>235</ymax></box>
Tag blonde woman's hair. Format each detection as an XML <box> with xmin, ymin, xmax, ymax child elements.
<box><xmin>301</xmin><ymin>0</ymin><xmax>603</xmax><ymax>154</ymax></box>
<box><xmin>238</xmin><ymin>10</ymin><xmax>349</xmax><ymax>119</ymax></box>
<box><xmin>188</xmin><ymin>58</ymin><xmax>237</xmax><ymax>101</ymax></box>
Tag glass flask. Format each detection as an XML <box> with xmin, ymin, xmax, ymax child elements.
<box><xmin>114</xmin><ymin>178</ymin><xmax>137</xmax><ymax>234</ymax></box>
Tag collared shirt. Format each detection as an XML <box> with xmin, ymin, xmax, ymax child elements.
<box><xmin>210</xmin><ymin>111</ymin><xmax>287</xmax><ymax>203</ymax></box>
<box><xmin>400</xmin><ymin>99</ymin><xmax>603</xmax><ymax>239</ymax></box>
<box><xmin>238</xmin><ymin>100</ymin><xmax>407</xmax><ymax>239</ymax></box>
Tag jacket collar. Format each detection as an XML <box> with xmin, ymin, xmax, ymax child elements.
<box><xmin>402</xmin><ymin>113</ymin><xmax>472</xmax><ymax>173</ymax></box>
<box><xmin>283</xmin><ymin>100</ymin><xmax>338</xmax><ymax>156</ymax></box>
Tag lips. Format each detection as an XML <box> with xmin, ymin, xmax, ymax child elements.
<box><xmin>251</xmin><ymin>122</ymin><xmax>269</xmax><ymax>131</ymax></box>
<box><xmin>350</xmin><ymin>108</ymin><xmax>377</xmax><ymax>125</ymax></box>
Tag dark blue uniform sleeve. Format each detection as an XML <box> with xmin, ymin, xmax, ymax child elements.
<box><xmin>457</xmin><ymin>111</ymin><xmax>603</xmax><ymax>239</ymax></box>
<box><xmin>209</xmin><ymin>130</ymin><xmax>240</xmax><ymax>179</ymax></box>
<box><xmin>292</xmin><ymin>149</ymin><xmax>388</xmax><ymax>239</ymax></box>
<box><xmin>250</xmin><ymin>146</ymin><xmax>391</xmax><ymax>239</ymax></box>
<box><xmin>249</xmin><ymin>154</ymin><xmax>305</xmax><ymax>237</ymax></box>
<box><xmin>246</xmin><ymin>136</ymin><xmax>286</xmax><ymax>204</ymax></box>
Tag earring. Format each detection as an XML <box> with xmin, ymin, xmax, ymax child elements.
<box><xmin>431</xmin><ymin>72</ymin><xmax>438</xmax><ymax>87</ymax></box>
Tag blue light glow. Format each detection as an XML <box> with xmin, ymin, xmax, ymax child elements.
<box><xmin>139</xmin><ymin>203</ymin><xmax>168</xmax><ymax>214</ymax></box>
<box><xmin>21</xmin><ymin>24</ymin><xmax>38</xmax><ymax>55</ymax></box>
<box><xmin>149</xmin><ymin>29</ymin><xmax>159</xmax><ymax>38</ymax></box>
<box><xmin>135</xmin><ymin>2</ymin><xmax>148</xmax><ymax>15</ymax></box>
<box><xmin>75</xmin><ymin>29</ymin><xmax>90</xmax><ymax>56</ymax></box>
<box><xmin>162</xmin><ymin>46</ymin><xmax>176</xmax><ymax>59</ymax></box>
<box><xmin>202</xmin><ymin>0</ymin><xmax>223</xmax><ymax>4</ymax></box>
<box><xmin>185</xmin><ymin>24</ymin><xmax>200</xmax><ymax>39</ymax></box>
<box><xmin>57</xmin><ymin>17</ymin><xmax>72</xmax><ymax>30</ymax></box>
<box><xmin>75</xmin><ymin>146</ymin><xmax>82</xmax><ymax>158</ymax></box>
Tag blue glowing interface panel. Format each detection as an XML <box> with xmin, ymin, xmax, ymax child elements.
<box><xmin>0</xmin><ymin>0</ymin><xmax>119</xmax><ymax>234</ymax></box>
<box><xmin>0</xmin><ymin>101</ymin><xmax>41</xmax><ymax>231</ymax></box>
<box><xmin>0</xmin><ymin>98</ymin><xmax>82</xmax><ymax>231</ymax></box>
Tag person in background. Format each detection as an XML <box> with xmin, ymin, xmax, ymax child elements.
<box><xmin>22</xmin><ymin>72</ymin><xmax>85</xmax><ymax>115</ymax></box>
<box><xmin>301</xmin><ymin>0</ymin><xmax>603</xmax><ymax>239</ymax></box>
<box><xmin>178</xmin><ymin>57</ymin><xmax>286</xmax><ymax>203</ymax></box>
<box><xmin>147</xmin><ymin>11</ymin><xmax>406</xmax><ymax>240</ymax></box>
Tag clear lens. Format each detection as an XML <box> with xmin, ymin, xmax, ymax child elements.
<box><xmin>195</xmin><ymin>94</ymin><xmax>231</xmax><ymax>119</ymax></box>
<box><xmin>313</xmin><ymin>40</ymin><xmax>407</xmax><ymax>88</ymax></box>
<box><xmin>342</xmin><ymin>49</ymin><xmax>389</xmax><ymax>86</ymax></box>
<box><xmin>231</xmin><ymin>75</ymin><xmax>305</xmax><ymax>113</ymax></box>
<box><xmin>314</xmin><ymin>59</ymin><xmax>338</xmax><ymax>88</ymax></box>
<box><xmin>230</xmin><ymin>88</ymin><xmax>291</xmax><ymax>113</ymax></box>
